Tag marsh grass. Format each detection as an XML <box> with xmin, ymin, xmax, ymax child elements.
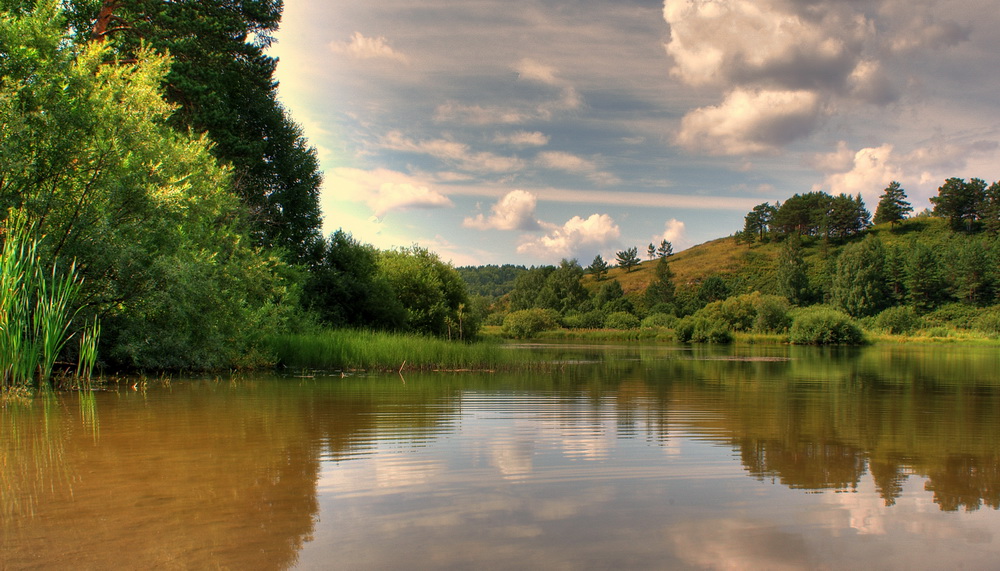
<box><xmin>0</xmin><ymin>211</ymin><xmax>99</xmax><ymax>391</ymax></box>
<box><xmin>267</xmin><ymin>329</ymin><xmax>545</xmax><ymax>371</ymax></box>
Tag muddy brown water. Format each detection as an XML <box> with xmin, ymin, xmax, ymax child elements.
<box><xmin>3</xmin><ymin>343</ymin><xmax>1000</xmax><ymax>569</ymax></box>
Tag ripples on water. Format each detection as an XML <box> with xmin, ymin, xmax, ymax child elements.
<box><xmin>3</xmin><ymin>343</ymin><xmax>1000</xmax><ymax>569</ymax></box>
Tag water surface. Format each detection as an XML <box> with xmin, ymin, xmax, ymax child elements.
<box><xmin>3</xmin><ymin>343</ymin><xmax>1000</xmax><ymax>569</ymax></box>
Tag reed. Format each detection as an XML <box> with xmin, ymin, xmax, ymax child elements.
<box><xmin>0</xmin><ymin>211</ymin><xmax>98</xmax><ymax>390</ymax></box>
<box><xmin>267</xmin><ymin>329</ymin><xmax>542</xmax><ymax>371</ymax></box>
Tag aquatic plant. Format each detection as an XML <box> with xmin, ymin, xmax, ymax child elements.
<box><xmin>0</xmin><ymin>211</ymin><xmax>99</xmax><ymax>389</ymax></box>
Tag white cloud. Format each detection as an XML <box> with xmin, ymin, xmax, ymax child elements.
<box><xmin>535</xmin><ymin>151</ymin><xmax>620</xmax><ymax>185</ymax></box>
<box><xmin>327</xmin><ymin>167</ymin><xmax>453</xmax><ymax>218</ymax></box>
<box><xmin>434</xmin><ymin>103</ymin><xmax>532</xmax><ymax>125</ymax></box>
<box><xmin>513</xmin><ymin>58</ymin><xmax>560</xmax><ymax>85</ymax></box>
<box><xmin>517</xmin><ymin>214</ymin><xmax>621</xmax><ymax>259</ymax></box>
<box><xmin>675</xmin><ymin>88</ymin><xmax>822</xmax><ymax>155</ymax></box>
<box><xmin>330</xmin><ymin>32</ymin><xmax>408</xmax><ymax>63</ymax></box>
<box><xmin>463</xmin><ymin>190</ymin><xmax>541</xmax><ymax>231</ymax></box>
<box><xmin>817</xmin><ymin>139</ymin><xmax>1000</xmax><ymax>205</ymax></box>
<box><xmin>493</xmin><ymin>131</ymin><xmax>550</xmax><ymax>147</ymax></box>
<box><xmin>658</xmin><ymin>218</ymin><xmax>686</xmax><ymax>245</ymax></box>
<box><xmin>381</xmin><ymin>131</ymin><xmax>525</xmax><ymax>173</ymax></box>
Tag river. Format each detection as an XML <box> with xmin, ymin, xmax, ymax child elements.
<box><xmin>3</xmin><ymin>342</ymin><xmax>1000</xmax><ymax>569</ymax></box>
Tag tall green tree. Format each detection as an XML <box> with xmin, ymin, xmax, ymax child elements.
<box><xmin>0</xmin><ymin>5</ymin><xmax>295</xmax><ymax>368</ymax></box>
<box><xmin>931</xmin><ymin>177</ymin><xmax>986</xmax><ymax>232</ymax></box>
<box><xmin>741</xmin><ymin>202</ymin><xmax>777</xmax><ymax>243</ymax></box>
<box><xmin>616</xmin><ymin>246</ymin><xmax>640</xmax><ymax>272</ymax></box>
<box><xmin>537</xmin><ymin>259</ymin><xmax>590</xmax><ymax>314</ymax></box>
<box><xmin>644</xmin><ymin>256</ymin><xmax>676</xmax><ymax>309</ymax></box>
<box><xmin>981</xmin><ymin>181</ymin><xmax>1000</xmax><ymax>235</ymax></box>
<box><xmin>831</xmin><ymin>235</ymin><xmax>891</xmax><ymax>317</ymax></box>
<box><xmin>873</xmin><ymin>181</ymin><xmax>912</xmax><ymax>227</ymax></box>
<box><xmin>66</xmin><ymin>0</ymin><xmax>324</xmax><ymax>261</ymax></box>
<box><xmin>904</xmin><ymin>241</ymin><xmax>944</xmax><ymax>313</ymax></box>
<box><xmin>657</xmin><ymin>239</ymin><xmax>673</xmax><ymax>258</ymax></box>
<box><xmin>646</xmin><ymin>243</ymin><xmax>656</xmax><ymax>260</ymax></box>
<box><xmin>776</xmin><ymin>235</ymin><xmax>810</xmax><ymax>305</ymax></box>
<box><xmin>377</xmin><ymin>246</ymin><xmax>472</xmax><ymax>338</ymax></box>
<box><xmin>587</xmin><ymin>254</ymin><xmax>609</xmax><ymax>281</ymax></box>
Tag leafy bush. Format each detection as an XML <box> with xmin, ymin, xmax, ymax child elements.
<box><xmin>603</xmin><ymin>311</ymin><xmax>640</xmax><ymax>330</ymax></box>
<box><xmin>923</xmin><ymin>303</ymin><xmax>980</xmax><ymax>330</ymax></box>
<box><xmin>641</xmin><ymin>313</ymin><xmax>677</xmax><ymax>329</ymax></box>
<box><xmin>874</xmin><ymin>306</ymin><xmax>922</xmax><ymax>335</ymax></box>
<box><xmin>562</xmin><ymin>310</ymin><xmax>606</xmax><ymax>329</ymax></box>
<box><xmin>754</xmin><ymin>295</ymin><xmax>792</xmax><ymax>333</ymax></box>
<box><xmin>675</xmin><ymin>316</ymin><xmax>733</xmax><ymax>344</ymax></box>
<box><xmin>501</xmin><ymin>309</ymin><xmax>559</xmax><ymax>339</ymax></box>
<box><xmin>789</xmin><ymin>307</ymin><xmax>864</xmax><ymax>345</ymax></box>
<box><xmin>973</xmin><ymin>308</ymin><xmax>1000</xmax><ymax>336</ymax></box>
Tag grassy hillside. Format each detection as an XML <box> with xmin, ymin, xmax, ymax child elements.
<box><xmin>583</xmin><ymin>216</ymin><xmax>956</xmax><ymax>298</ymax></box>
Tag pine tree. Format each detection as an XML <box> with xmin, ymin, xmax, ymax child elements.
<box><xmin>615</xmin><ymin>247</ymin><xmax>640</xmax><ymax>272</ymax></box>
<box><xmin>873</xmin><ymin>181</ymin><xmax>913</xmax><ymax>227</ymax></box>
<box><xmin>588</xmin><ymin>254</ymin><xmax>610</xmax><ymax>281</ymax></box>
<box><xmin>657</xmin><ymin>239</ymin><xmax>673</xmax><ymax>258</ymax></box>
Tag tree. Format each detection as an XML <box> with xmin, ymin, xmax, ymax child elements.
<box><xmin>508</xmin><ymin>266</ymin><xmax>555</xmax><ymax>310</ymax></box>
<box><xmin>931</xmin><ymin>177</ymin><xmax>986</xmax><ymax>232</ymax></box>
<box><xmin>0</xmin><ymin>7</ymin><xmax>296</xmax><ymax>369</ymax></box>
<box><xmin>644</xmin><ymin>256</ymin><xmax>676</xmax><ymax>308</ymax></box>
<box><xmin>831</xmin><ymin>235</ymin><xmax>891</xmax><ymax>317</ymax></box>
<box><xmin>981</xmin><ymin>181</ymin><xmax>1000</xmax><ymax>235</ymax></box>
<box><xmin>537</xmin><ymin>259</ymin><xmax>590</xmax><ymax>314</ymax></box>
<box><xmin>303</xmin><ymin>230</ymin><xmax>405</xmax><ymax>330</ymax></box>
<box><xmin>657</xmin><ymin>239</ymin><xmax>674</xmax><ymax>258</ymax></box>
<box><xmin>828</xmin><ymin>193</ymin><xmax>870</xmax><ymax>239</ymax></box>
<box><xmin>595</xmin><ymin>280</ymin><xmax>633</xmax><ymax>314</ymax></box>
<box><xmin>647</xmin><ymin>243</ymin><xmax>657</xmax><ymax>260</ymax></box>
<box><xmin>904</xmin><ymin>241</ymin><xmax>944</xmax><ymax>313</ymax></box>
<box><xmin>588</xmin><ymin>255</ymin><xmax>610</xmax><ymax>281</ymax></box>
<box><xmin>66</xmin><ymin>0</ymin><xmax>324</xmax><ymax>261</ymax></box>
<box><xmin>776</xmin><ymin>235</ymin><xmax>810</xmax><ymax>305</ymax></box>
<box><xmin>616</xmin><ymin>247</ymin><xmax>641</xmax><ymax>272</ymax></box>
<box><xmin>873</xmin><ymin>181</ymin><xmax>913</xmax><ymax>227</ymax></box>
<box><xmin>377</xmin><ymin>246</ymin><xmax>472</xmax><ymax>338</ymax></box>
<box><xmin>741</xmin><ymin>202</ymin><xmax>777</xmax><ymax>243</ymax></box>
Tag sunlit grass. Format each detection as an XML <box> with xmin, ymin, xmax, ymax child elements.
<box><xmin>266</xmin><ymin>329</ymin><xmax>545</xmax><ymax>371</ymax></box>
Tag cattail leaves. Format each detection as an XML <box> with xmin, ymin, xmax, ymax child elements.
<box><xmin>0</xmin><ymin>210</ymin><xmax>98</xmax><ymax>389</ymax></box>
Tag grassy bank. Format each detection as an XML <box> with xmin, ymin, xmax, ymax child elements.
<box><xmin>267</xmin><ymin>329</ymin><xmax>546</xmax><ymax>372</ymax></box>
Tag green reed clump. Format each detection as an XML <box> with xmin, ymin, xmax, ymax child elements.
<box><xmin>0</xmin><ymin>212</ymin><xmax>99</xmax><ymax>390</ymax></box>
<box><xmin>267</xmin><ymin>329</ymin><xmax>539</xmax><ymax>371</ymax></box>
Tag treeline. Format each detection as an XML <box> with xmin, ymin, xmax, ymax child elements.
<box><xmin>0</xmin><ymin>3</ymin><xmax>480</xmax><ymax>380</ymax></box>
<box><xmin>477</xmin><ymin>180</ymin><xmax>1000</xmax><ymax>343</ymax></box>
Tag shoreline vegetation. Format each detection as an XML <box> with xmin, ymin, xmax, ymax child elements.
<box><xmin>6</xmin><ymin>5</ymin><xmax>1000</xmax><ymax>395</ymax></box>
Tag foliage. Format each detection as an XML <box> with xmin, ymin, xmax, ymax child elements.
<box><xmin>615</xmin><ymin>247</ymin><xmax>641</xmax><ymax>272</ymax></box>
<box><xmin>873</xmin><ymin>306</ymin><xmax>922</xmax><ymax>335</ymax></box>
<box><xmin>657</xmin><ymin>239</ymin><xmax>674</xmax><ymax>258</ymax></box>
<box><xmin>776</xmin><ymin>235</ymin><xmax>810</xmax><ymax>305</ymax></box>
<box><xmin>741</xmin><ymin>202</ymin><xmax>777</xmax><ymax>243</ymax></box>
<box><xmin>698</xmin><ymin>275</ymin><xmax>729</xmax><ymax>303</ymax></box>
<box><xmin>378</xmin><ymin>246</ymin><xmax>474</xmax><ymax>339</ymax></box>
<box><xmin>644</xmin><ymin>256</ymin><xmax>676</xmax><ymax>307</ymax></box>
<box><xmin>770</xmin><ymin>191</ymin><xmax>869</xmax><ymax>240</ymax></box>
<box><xmin>64</xmin><ymin>0</ymin><xmax>324</xmax><ymax>261</ymax></box>
<box><xmin>874</xmin><ymin>181</ymin><xmax>913</xmax><ymax>226</ymax></box>
<box><xmin>587</xmin><ymin>255</ymin><xmax>610</xmax><ymax>281</ymax></box>
<box><xmin>903</xmin><ymin>241</ymin><xmax>944</xmax><ymax>312</ymax></box>
<box><xmin>831</xmin><ymin>235</ymin><xmax>891</xmax><ymax>317</ymax></box>
<box><xmin>675</xmin><ymin>316</ymin><xmax>733</xmax><ymax>344</ymax></box>
<box><xmin>641</xmin><ymin>313</ymin><xmax>678</xmax><ymax>329</ymax></box>
<box><xmin>455</xmin><ymin>264</ymin><xmax>526</xmax><ymax>297</ymax></box>
<box><xmin>0</xmin><ymin>211</ymin><xmax>97</xmax><ymax>388</ymax></box>
<box><xmin>508</xmin><ymin>265</ymin><xmax>555</xmax><ymax>310</ymax></box>
<box><xmin>501</xmin><ymin>309</ymin><xmax>559</xmax><ymax>339</ymax></box>
<box><xmin>603</xmin><ymin>311</ymin><xmax>640</xmax><ymax>330</ymax></box>
<box><xmin>788</xmin><ymin>307</ymin><xmax>864</xmax><ymax>345</ymax></box>
<box><xmin>694</xmin><ymin>292</ymin><xmax>790</xmax><ymax>334</ymax></box>
<box><xmin>931</xmin><ymin>177</ymin><xmax>986</xmax><ymax>232</ymax></box>
<box><xmin>594</xmin><ymin>280</ymin><xmax>633</xmax><ymax>313</ymax></box>
<box><xmin>536</xmin><ymin>259</ymin><xmax>590</xmax><ymax>313</ymax></box>
<box><xmin>0</xmin><ymin>7</ymin><xmax>294</xmax><ymax>369</ymax></box>
<box><xmin>972</xmin><ymin>308</ymin><xmax>1000</xmax><ymax>336</ymax></box>
<box><xmin>304</xmin><ymin>230</ymin><xmax>405</xmax><ymax>330</ymax></box>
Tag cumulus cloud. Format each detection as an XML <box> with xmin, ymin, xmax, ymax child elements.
<box><xmin>381</xmin><ymin>131</ymin><xmax>525</xmax><ymax>173</ymax></box>
<box><xmin>662</xmin><ymin>0</ymin><xmax>971</xmax><ymax>155</ymax></box>
<box><xmin>535</xmin><ymin>151</ymin><xmax>621</xmax><ymax>185</ymax></box>
<box><xmin>816</xmin><ymin>138</ymin><xmax>999</xmax><ymax>204</ymax></box>
<box><xmin>493</xmin><ymin>131</ymin><xmax>550</xmax><ymax>147</ymax></box>
<box><xmin>463</xmin><ymin>190</ymin><xmax>541</xmax><ymax>231</ymax></box>
<box><xmin>330</xmin><ymin>32</ymin><xmax>408</xmax><ymax>62</ymax></box>
<box><xmin>658</xmin><ymin>218</ymin><xmax>686</xmax><ymax>245</ymax></box>
<box><xmin>675</xmin><ymin>88</ymin><xmax>822</xmax><ymax>155</ymax></box>
<box><xmin>517</xmin><ymin>214</ymin><xmax>621</xmax><ymax>259</ymax></box>
<box><xmin>327</xmin><ymin>167</ymin><xmax>453</xmax><ymax>218</ymax></box>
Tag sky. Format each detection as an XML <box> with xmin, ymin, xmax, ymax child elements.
<box><xmin>267</xmin><ymin>0</ymin><xmax>1000</xmax><ymax>266</ymax></box>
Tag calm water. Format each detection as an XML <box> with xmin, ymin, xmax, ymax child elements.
<box><xmin>4</xmin><ymin>343</ymin><xmax>1000</xmax><ymax>569</ymax></box>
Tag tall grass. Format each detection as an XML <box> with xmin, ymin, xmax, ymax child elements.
<box><xmin>267</xmin><ymin>329</ymin><xmax>542</xmax><ymax>371</ymax></box>
<box><xmin>0</xmin><ymin>211</ymin><xmax>99</xmax><ymax>390</ymax></box>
